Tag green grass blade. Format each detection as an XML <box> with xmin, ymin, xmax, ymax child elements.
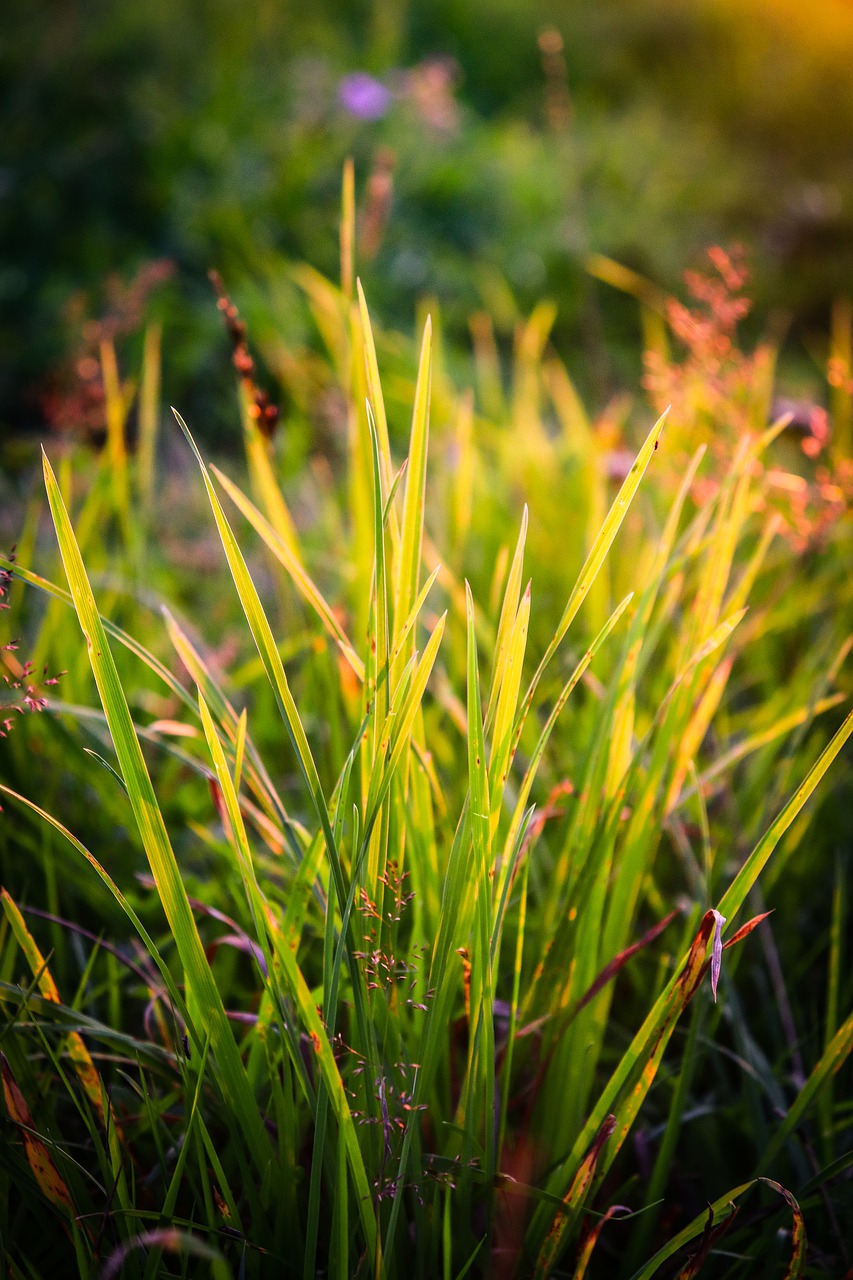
<box><xmin>627</xmin><ymin>1182</ymin><xmax>755</xmax><ymax>1280</ymax></box>
<box><xmin>675</xmin><ymin>694</ymin><xmax>846</xmax><ymax>809</ymax></box>
<box><xmin>163</xmin><ymin>605</ymin><xmax>301</xmax><ymax>855</ymax></box>
<box><xmin>534</xmin><ymin>705</ymin><xmax>853</xmax><ymax>1250</ymax></box>
<box><xmin>41</xmin><ymin>449</ymin><xmax>273</xmax><ymax>1167</ymax></box>
<box><xmin>716</xmin><ymin>708</ymin><xmax>853</xmax><ymax>923</ymax></box>
<box><xmin>174</xmin><ymin>412</ymin><xmax>343</xmax><ymax>891</ymax></box>
<box><xmin>527</xmin><ymin>907</ymin><xmax>764</xmax><ymax>1258</ymax></box>
<box><xmin>174</xmin><ymin>410</ymin><xmax>380</xmax><ymax>1148</ymax></box>
<box><xmin>364</xmin><ymin>613</ymin><xmax>447</xmax><ymax>833</ymax></box>
<box><xmin>196</xmin><ymin>693</ymin><xmax>274</xmax><ymax>976</ymax></box>
<box><xmin>365</xmin><ymin>403</ymin><xmax>392</xmax><ymax>812</ymax></box>
<box><xmin>518</xmin><ymin>409</ymin><xmax>667</xmax><ymax>728</ymax></box>
<box><xmin>500</xmin><ymin>592</ymin><xmax>633</xmax><ymax>891</ymax></box>
<box><xmin>267</xmin><ymin>907</ymin><xmax>380</xmax><ymax>1265</ymax></box>
<box><xmin>760</xmin><ymin>1006</ymin><xmax>853</xmax><ymax>1168</ymax></box>
<box><xmin>464</xmin><ymin>581</ymin><xmax>494</xmax><ymax>1186</ymax></box>
<box><xmin>0</xmin><ymin>784</ymin><xmax>193</xmax><ymax>1047</ymax></box>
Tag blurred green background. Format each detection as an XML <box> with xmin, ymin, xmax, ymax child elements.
<box><xmin>3</xmin><ymin>0</ymin><xmax>853</xmax><ymax>440</ymax></box>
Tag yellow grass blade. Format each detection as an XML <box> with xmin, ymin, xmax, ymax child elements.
<box><xmin>211</xmin><ymin>463</ymin><xmax>364</xmax><ymax>680</ymax></box>
<box><xmin>341</xmin><ymin>157</ymin><xmax>355</xmax><ymax>300</ymax></box>
<box><xmin>488</xmin><ymin>582</ymin><xmax>530</xmax><ymax>839</ymax></box>
<box><xmin>392</xmin><ymin>315</ymin><xmax>432</xmax><ymax>668</ymax></box>
<box><xmin>485</xmin><ymin>505</ymin><xmax>528</xmax><ymax>729</ymax></box>
<box><xmin>137</xmin><ymin>321</ymin><xmax>162</xmax><ymax>518</ymax></box>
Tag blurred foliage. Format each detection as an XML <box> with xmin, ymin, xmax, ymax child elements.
<box><xmin>2</xmin><ymin>0</ymin><xmax>853</xmax><ymax>441</ymax></box>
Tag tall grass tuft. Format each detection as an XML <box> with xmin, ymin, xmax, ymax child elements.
<box><xmin>1</xmin><ymin>237</ymin><xmax>852</xmax><ymax>1278</ymax></box>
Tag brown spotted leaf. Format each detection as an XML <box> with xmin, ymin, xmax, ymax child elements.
<box><xmin>674</xmin><ymin>1202</ymin><xmax>741</xmax><ymax>1278</ymax></box>
<box><xmin>608</xmin><ymin>909</ymin><xmax>719</xmax><ymax>1157</ymax></box>
<box><xmin>533</xmin><ymin>1115</ymin><xmax>616</xmax><ymax>1279</ymax></box>
<box><xmin>760</xmin><ymin>1179</ymin><xmax>807</xmax><ymax>1279</ymax></box>
<box><xmin>574</xmin><ymin>1204</ymin><xmax>631</xmax><ymax>1280</ymax></box>
<box><xmin>1</xmin><ymin>1054</ymin><xmax>75</xmax><ymax>1221</ymax></box>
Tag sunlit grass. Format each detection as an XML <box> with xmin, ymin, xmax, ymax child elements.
<box><xmin>1</xmin><ymin>230</ymin><xmax>852</xmax><ymax>1279</ymax></box>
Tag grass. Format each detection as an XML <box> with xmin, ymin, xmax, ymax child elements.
<box><xmin>1</xmin><ymin>213</ymin><xmax>852</xmax><ymax>1278</ymax></box>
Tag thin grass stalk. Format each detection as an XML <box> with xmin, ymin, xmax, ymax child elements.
<box><xmin>137</xmin><ymin>321</ymin><xmax>162</xmax><ymax>522</ymax></box>
<box><xmin>341</xmin><ymin>158</ymin><xmax>355</xmax><ymax>301</ymax></box>
<box><xmin>463</xmin><ymin>581</ymin><xmax>495</xmax><ymax>1202</ymax></box>
<box><xmin>99</xmin><ymin>337</ymin><xmax>133</xmax><ymax>551</ymax></box>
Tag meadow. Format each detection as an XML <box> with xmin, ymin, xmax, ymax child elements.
<box><xmin>1</xmin><ymin>185</ymin><xmax>852</xmax><ymax>1279</ymax></box>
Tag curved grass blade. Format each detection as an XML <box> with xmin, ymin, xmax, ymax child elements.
<box><xmin>527</xmin><ymin>909</ymin><xmax>740</xmax><ymax>1253</ymax></box>
<box><xmin>40</xmin><ymin>449</ymin><xmax>273</xmax><ymax>1169</ymax></box>
<box><xmin>174</xmin><ymin>412</ymin><xmax>345</xmax><ymax>899</ymax></box>
<box><xmin>82</xmin><ymin>748</ymin><xmax>128</xmax><ymax>796</ymax></box>
<box><xmin>196</xmin><ymin>693</ymin><xmax>275</xmax><ymax>985</ymax></box>
<box><xmin>0</xmin><ymin>783</ymin><xmax>192</xmax><ymax>1041</ymax></box>
<box><xmin>101</xmin><ymin>1227</ymin><xmax>229</xmax><ymax>1280</ymax></box>
<box><xmin>0</xmin><ymin>555</ymin><xmax>195</xmax><ymax>715</ymax></box>
<box><xmin>536</xmin><ymin>708</ymin><xmax>853</xmax><ymax>1248</ymax></box>
<box><xmin>574</xmin><ymin>1205</ymin><xmax>632</xmax><ymax>1280</ymax></box>
<box><xmin>210</xmin><ymin>463</ymin><xmax>364</xmax><ymax>681</ymax></box>
<box><xmin>759</xmin><ymin>1179</ymin><xmax>806</xmax><ymax>1280</ymax></box>
<box><xmin>627</xmin><ymin>1183</ymin><xmax>753</xmax><ymax>1280</ymax></box>
<box><xmin>680</xmin><ymin>694</ymin><xmax>847</xmax><ymax>807</ymax></box>
<box><xmin>174</xmin><ymin>412</ymin><xmax>379</xmax><ymax>1107</ymax></box>
<box><xmin>163</xmin><ymin>607</ymin><xmax>300</xmax><ymax>857</ymax></box>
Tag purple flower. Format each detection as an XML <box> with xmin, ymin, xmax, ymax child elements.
<box><xmin>338</xmin><ymin>72</ymin><xmax>391</xmax><ymax>121</ymax></box>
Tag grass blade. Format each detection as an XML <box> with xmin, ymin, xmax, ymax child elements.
<box><xmin>40</xmin><ymin>448</ymin><xmax>273</xmax><ymax>1171</ymax></box>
